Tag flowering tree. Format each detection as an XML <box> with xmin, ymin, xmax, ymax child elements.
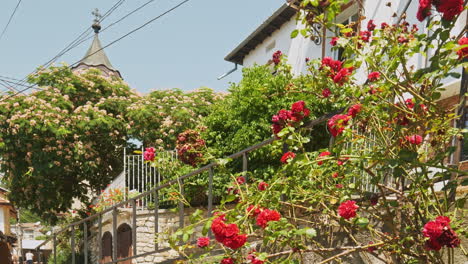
<box><xmin>0</xmin><ymin>66</ymin><xmax>136</xmax><ymax>222</ymax></box>
<box><xmin>169</xmin><ymin>0</ymin><xmax>467</xmax><ymax>263</ymax></box>
<box><xmin>127</xmin><ymin>88</ymin><xmax>224</xmax><ymax>150</ymax></box>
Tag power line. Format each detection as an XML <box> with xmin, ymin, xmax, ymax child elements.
<box><xmin>0</xmin><ymin>0</ymin><xmax>23</xmax><ymax>42</ymax></box>
<box><xmin>70</xmin><ymin>0</ymin><xmax>191</xmax><ymax>68</ymax></box>
<box><xmin>11</xmin><ymin>0</ymin><xmax>127</xmax><ymax>89</ymax></box>
<box><xmin>67</xmin><ymin>0</ymin><xmax>158</xmax><ymax>51</ymax></box>
<box><xmin>0</xmin><ymin>0</ymin><xmax>192</xmax><ymax>102</ymax></box>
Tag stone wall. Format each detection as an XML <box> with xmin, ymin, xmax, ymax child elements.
<box><xmin>88</xmin><ymin>207</ymin><xmax>207</xmax><ymax>264</ymax></box>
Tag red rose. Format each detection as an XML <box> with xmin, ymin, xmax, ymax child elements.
<box><xmin>347</xmin><ymin>104</ymin><xmax>362</xmax><ymax>118</ymax></box>
<box><xmin>291</xmin><ymin>100</ymin><xmax>306</xmax><ymax>113</ymax></box>
<box><xmin>338</xmin><ymin>200</ymin><xmax>359</xmax><ymax>219</ymax></box>
<box><xmin>405</xmin><ymin>98</ymin><xmax>415</xmax><ymax>109</ymax></box>
<box><xmin>423</xmin><ymin>216</ymin><xmax>460</xmax><ymax>251</ymax></box>
<box><xmin>317</xmin><ymin>151</ymin><xmax>331</xmax><ymax>165</ymax></box>
<box><xmin>367</xmin><ymin>20</ymin><xmax>376</xmax><ymax>31</ymax></box>
<box><xmin>327</xmin><ymin>114</ymin><xmax>351</xmax><ymax>137</ymax></box>
<box><xmin>330</xmin><ymin>37</ymin><xmax>339</xmax><ymax>46</ymax></box>
<box><xmin>435</xmin><ymin>0</ymin><xmax>463</xmax><ymax>21</ymax></box>
<box><xmin>367</xmin><ymin>241</ymin><xmax>377</xmax><ymax>252</ymax></box>
<box><xmin>367</xmin><ymin>72</ymin><xmax>380</xmax><ymax>82</ymax></box>
<box><xmin>381</xmin><ymin>22</ymin><xmax>389</xmax><ymax>29</ymax></box>
<box><xmin>321</xmin><ymin>57</ymin><xmax>343</xmax><ymax>73</ymax></box>
<box><xmin>211</xmin><ymin>215</ymin><xmax>247</xmax><ymax>250</ymax></box>
<box><xmin>417</xmin><ymin>0</ymin><xmax>432</xmax><ymax>21</ymax></box>
<box><xmin>143</xmin><ymin>147</ymin><xmax>155</xmax><ymax>161</ymax></box>
<box><xmin>333</xmin><ymin>67</ymin><xmax>353</xmax><ymax>85</ymax></box>
<box><xmin>236</xmin><ymin>176</ymin><xmax>246</xmax><ymax>185</ymax></box>
<box><xmin>305</xmin><ymin>57</ymin><xmax>310</xmax><ymax>62</ymax></box>
<box><xmin>223</xmin><ymin>233</ymin><xmax>247</xmax><ymax>250</ymax></box>
<box><xmin>197</xmin><ymin>237</ymin><xmax>210</xmax><ymax>248</ymax></box>
<box><xmin>360</xmin><ymin>31</ymin><xmax>372</xmax><ymax>42</ymax></box>
<box><xmin>221</xmin><ymin>258</ymin><xmax>234</xmax><ymax>264</ymax></box>
<box><xmin>405</xmin><ymin>135</ymin><xmax>423</xmax><ymax>145</ymax></box>
<box><xmin>322</xmin><ymin>88</ymin><xmax>331</xmax><ymax>98</ymax></box>
<box><xmin>280</xmin><ymin>152</ymin><xmax>296</xmax><ymax>164</ymax></box>
<box><xmin>256</xmin><ymin>209</ymin><xmax>281</xmax><ymax>229</ymax></box>
<box><xmin>272</xmin><ymin>123</ymin><xmax>283</xmax><ymax>135</ymax></box>
<box><xmin>457</xmin><ymin>37</ymin><xmax>468</xmax><ymax>59</ymax></box>
<box><xmin>332</xmin><ymin>172</ymin><xmax>339</xmax><ymax>178</ymax></box>
<box><xmin>247</xmin><ymin>205</ymin><xmax>262</xmax><ymax>217</ymax></box>
<box><xmin>258</xmin><ymin>181</ymin><xmax>269</xmax><ymax>191</ymax></box>
<box><xmin>278</xmin><ymin>109</ymin><xmax>292</xmax><ymax>121</ymax></box>
<box><xmin>336</xmin><ymin>184</ymin><xmax>343</xmax><ymax>189</ymax></box>
<box><xmin>272</xmin><ymin>50</ymin><xmax>282</xmax><ymax>65</ymax></box>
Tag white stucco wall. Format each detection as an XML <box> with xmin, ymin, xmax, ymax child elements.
<box><xmin>241</xmin><ymin>0</ymin><xmax>466</xmax><ymax>90</ymax></box>
<box><xmin>0</xmin><ymin>209</ymin><xmax>5</xmax><ymax>234</ymax></box>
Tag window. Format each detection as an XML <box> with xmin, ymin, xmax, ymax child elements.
<box><xmin>335</xmin><ymin>13</ymin><xmax>359</xmax><ymax>61</ymax></box>
<box><xmin>24</xmin><ymin>230</ymin><xmax>34</xmax><ymax>240</ymax></box>
<box><xmin>265</xmin><ymin>41</ymin><xmax>276</xmax><ymax>53</ymax></box>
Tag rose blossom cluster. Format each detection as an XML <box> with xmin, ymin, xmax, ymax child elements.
<box><xmin>143</xmin><ymin>147</ymin><xmax>155</xmax><ymax>161</ymax></box>
<box><xmin>423</xmin><ymin>216</ymin><xmax>460</xmax><ymax>251</ymax></box>
<box><xmin>321</xmin><ymin>57</ymin><xmax>353</xmax><ymax>86</ymax></box>
<box><xmin>272</xmin><ymin>50</ymin><xmax>282</xmax><ymax>65</ymax></box>
<box><xmin>457</xmin><ymin>37</ymin><xmax>468</xmax><ymax>59</ymax></box>
<box><xmin>247</xmin><ymin>206</ymin><xmax>281</xmax><ymax>229</ymax></box>
<box><xmin>280</xmin><ymin>151</ymin><xmax>296</xmax><ymax>164</ymax></box>
<box><xmin>417</xmin><ymin>0</ymin><xmax>463</xmax><ymax>22</ymax></box>
<box><xmin>176</xmin><ymin>129</ymin><xmax>205</xmax><ymax>167</ymax></box>
<box><xmin>271</xmin><ymin>101</ymin><xmax>310</xmax><ymax>135</ymax></box>
<box><xmin>211</xmin><ymin>214</ymin><xmax>247</xmax><ymax>250</ymax></box>
<box><xmin>327</xmin><ymin>103</ymin><xmax>362</xmax><ymax>137</ymax></box>
<box><xmin>338</xmin><ymin>200</ymin><xmax>359</xmax><ymax>219</ymax></box>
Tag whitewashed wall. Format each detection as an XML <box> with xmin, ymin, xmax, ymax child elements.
<box><xmin>241</xmin><ymin>0</ymin><xmax>466</xmax><ymax>97</ymax></box>
<box><xmin>0</xmin><ymin>209</ymin><xmax>4</xmax><ymax>234</ymax></box>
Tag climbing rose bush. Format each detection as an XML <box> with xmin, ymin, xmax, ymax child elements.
<box><xmin>169</xmin><ymin>1</ymin><xmax>467</xmax><ymax>263</ymax></box>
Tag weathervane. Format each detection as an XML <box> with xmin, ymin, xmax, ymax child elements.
<box><xmin>91</xmin><ymin>8</ymin><xmax>102</xmax><ymax>33</ymax></box>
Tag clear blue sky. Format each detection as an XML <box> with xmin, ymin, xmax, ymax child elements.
<box><xmin>0</xmin><ymin>0</ymin><xmax>286</xmax><ymax>94</ymax></box>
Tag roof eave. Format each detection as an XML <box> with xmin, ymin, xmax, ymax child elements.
<box><xmin>224</xmin><ymin>3</ymin><xmax>297</xmax><ymax>65</ymax></box>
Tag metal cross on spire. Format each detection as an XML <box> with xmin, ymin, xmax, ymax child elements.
<box><xmin>91</xmin><ymin>8</ymin><xmax>102</xmax><ymax>33</ymax></box>
<box><xmin>92</xmin><ymin>8</ymin><xmax>102</xmax><ymax>23</ymax></box>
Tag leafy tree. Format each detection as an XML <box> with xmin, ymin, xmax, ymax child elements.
<box><xmin>203</xmin><ymin>64</ymin><xmax>339</xmax><ymax>177</ymax></box>
<box><xmin>127</xmin><ymin>88</ymin><xmax>224</xmax><ymax>150</ymax></box>
<box><xmin>0</xmin><ymin>66</ymin><xmax>136</xmax><ymax>222</ymax></box>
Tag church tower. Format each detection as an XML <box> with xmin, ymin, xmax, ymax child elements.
<box><xmin>72</xmin><ymin>9</ymin><xmax>122</xmax><ymax>78</ymax></box>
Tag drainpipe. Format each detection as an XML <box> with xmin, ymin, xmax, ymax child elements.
<box><xmin>217</xmin><ymin>63</ymin><xmax>238</xmax><ymax>80</ymax></box>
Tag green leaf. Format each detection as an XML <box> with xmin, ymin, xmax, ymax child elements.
<box><xmin>356</xmin><ymin>217</ymin><xmax>369</xmax><ymax>228</ymax></box>
<box><xmin>202</xmin><ymin>220</ymin><xmax>212</xmax><ymax>236</ymax></box>
<box><xmin>225</xmin><ymin>194</ymin><xmax>237</xmax><ymax>203</ymax></box>
<box><xmin>291</xmin><ymin>29</ymin><xmax>299</xmax><ymax>39</ymax></box>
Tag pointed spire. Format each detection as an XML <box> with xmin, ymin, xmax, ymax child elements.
<box><xmin>72</xmin><ymin>9</ymin><xmax>122</xmax><ymax>78</ymax></box>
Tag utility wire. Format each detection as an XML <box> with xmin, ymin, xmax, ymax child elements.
<box><xmin>0</xmin><ymin>0</ymin><xmax>23</xmax><ymax>42</ymax></box>
<box><xmin>71</xmin><ymin>0</ymin><xmax>158</xmax><ymax>48</ymax></box>
<box><xmin>11</xmin><ymin>0</ymin><xmax>126</xmax><ymax>89</ymax></box>
<box><xmin>0</xmin><ymin>0</ymin><xmax>192</xmax><ymax>103</ymax></box>
<box><xmin>70</xmin><ymin>0</ymin><xmax>191</xmax><ymax>68</ymax></box>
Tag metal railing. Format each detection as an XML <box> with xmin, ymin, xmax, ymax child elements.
<box><xmin>33</xmin><ymin>110</ymin><xmax>341</xmax><ymax>264</ymax></box>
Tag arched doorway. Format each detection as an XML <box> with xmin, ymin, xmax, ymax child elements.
<box><xmin>117</xmin><ymin>223</ymin><xmax>132</xmax><ymax>264</ymax></box>
<box><xmin>101</xmin><ymin>232</ymin><xmax>113</xmax><ymax>264</ymax></box>
<box><xmin>0</xmin><ymin>241</ymin><xmax>11</xmax><ymax>264</ymax></box>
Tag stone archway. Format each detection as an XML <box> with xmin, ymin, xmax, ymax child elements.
<box><xmin>101</xmin><ymin>232</ymin><xmax>113</xmax><ymax>264</ymax></box>
<box><xmin>117</xmin><ymin>223</ymin><xmax>132</xmax><ymax>264</ymax></box>
<box><xmin>0</xmin><ymin>241</ymin><xmax>11</xmax><ymax>264</ymax></box>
